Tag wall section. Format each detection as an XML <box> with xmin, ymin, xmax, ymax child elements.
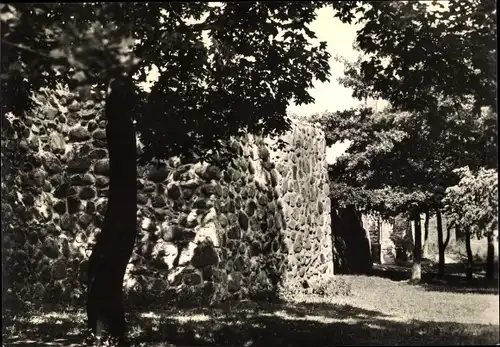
<box><xmin>1</xmin><ymin>86</ymin><xmax>332</xmax><ymax>306</ymax></box>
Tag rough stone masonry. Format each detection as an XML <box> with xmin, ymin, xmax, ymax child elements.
<box><xmin>1</xmin><ymin>86</ymin><xmax>332</xmax><ymax>305</ymax></box>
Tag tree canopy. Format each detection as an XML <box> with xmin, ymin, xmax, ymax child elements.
<box><xmin>313</xmin><ymin>0</ymin><xmax>497</xmax><ymax>282</ymax></box>
<box><xmin>443</xmin><ymin>166</ymin><xmax>498</xmax><ymax>239</ymax></box>
<box><xmin>317</xmin><ymin>0</ymin><xmax>497</xmax><ymax>217</ymax></box>
<box><xmin>341</xmin><ymin>0</ymin><xmax>496</xmax><ymax>115</ymax></box>
<box><xmin>317</xmin><ymin>99</ymin><xmax>496</xmax><ymax>215</ymax></box>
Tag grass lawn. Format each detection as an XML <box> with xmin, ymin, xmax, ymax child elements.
<box><xmin>3</xmin><ymin>269</ymin><xmax>499</xmax><ymax>346</ymax></box>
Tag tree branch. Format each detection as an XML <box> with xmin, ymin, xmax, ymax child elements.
<box><xmin>1</xmin><ymin>38</ymin><xmax>67</xmax><ymax>65</ymax></box>
<box><xmin>2</xmin><ymin>38</ymin><xmax>47</xmax><ymax>57</ymax></box>
<box><xmin>189</xmin><ymin>22</ymin><xmax>220</xmax><ymax>32</ymax></box>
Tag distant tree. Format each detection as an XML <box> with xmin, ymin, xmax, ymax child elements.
<box><xmin>443</xmin><ymin>167</ymin><xmax>498</xmax><ymax>280</ymax></box>
<box><xmin>1</xmin><ymin>2</ymin><xmax>360</xmax><ymax>343</ymax></box>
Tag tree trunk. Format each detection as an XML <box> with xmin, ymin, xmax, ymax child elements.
<box><xmin>465</xmin><ymin>228</ymin><xmax>473</xmax><ymax>282</ymax></box>
<box><xmin>411</xmin><ymin>213</ymin><xmax>422</xmax><ymax>282</ymax></box>
<box><xmin>377</xmin><ymin>216</ymin><xmax>382</xmax><ymax>264</ymax></box>
<box><xmin>422</xmin><ymin>211</ymin><xmax>430</xmax><ymax>259</ymax></box>
<box><xmin>436</xmin><ymin>209</ymin><xmax>445</xmax><ymax>278</ymax></box>
<box><xmin>87</xmin><ymin>76</ymin><xmax>137</xmax><ymax>343</ymax></box>
<box><xmin>455</xmin><ymin>225</ymin><xmax>464</xmax><ymax>241</ymax></box>
<box><xmin>486</xmin><ymin>233</ymin><xmax>495</xmax><ymax>280</ymax></box>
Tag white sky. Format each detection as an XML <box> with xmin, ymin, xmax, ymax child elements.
<box><xmin>287</xmin><ymin>7</ymin><xmax>387</xmax><ymax>118</ymax></box>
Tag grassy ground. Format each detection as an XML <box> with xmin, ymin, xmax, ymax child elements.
<box><xmin>3</xmin><ymin>266</ymin><xmax>499</xmax><ymax>346</ymax></box>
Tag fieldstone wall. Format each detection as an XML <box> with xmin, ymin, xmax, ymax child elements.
<box><xmin>1</xmin><ymin>85</ymin><xmax>332</xmax><ymax>306</ymax></box>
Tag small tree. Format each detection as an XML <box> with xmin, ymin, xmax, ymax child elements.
<box><xmin>443</xmin><ymin>166</ymin><xmax>498</xmax><ymax>280</ymax></box>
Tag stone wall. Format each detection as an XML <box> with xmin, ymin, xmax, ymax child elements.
<box><xmin>1</xmin><ymin>86</ymin><xmax>332</xmax><ymax>306</ymax></box>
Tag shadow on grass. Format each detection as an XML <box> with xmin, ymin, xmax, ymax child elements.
<box><xmin>372</xmin><ymin>263</ymin><xmax>499</xmax><ymax>295</ymax></box>
<box><xmin>3</xmin><ymin>307</ymin><xmax>86</xmax><ymax>347</ymax></box>
<box><xmin>3</xmin><ymin>300</ymin><xmax>499</xmax><ymax>346</ymax></box>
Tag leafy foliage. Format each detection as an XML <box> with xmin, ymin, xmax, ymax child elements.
<box><xmin>317</xmin><ymin>100</ymin><xmax>496</xmax><ymax>219</ymax></box>
<box><xmin>443</xmin><ymin>167</ymin><xmax>498</xmax><ymax>239</ymax></box>
<box><xmin>1</xmin><ymin>4</ymin><xmax>139</xmax><ymax>113</ymax></box>
<box><xmin>316</xmin><ymin>0</ymin><xmax>496</xmax><ymax>219</ymax></box>
<box><xmin>343</xmin><ymin>0</ymin><xmax>496</xmax><ymax>115</ymax></box>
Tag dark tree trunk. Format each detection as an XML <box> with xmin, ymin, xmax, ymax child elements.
<box><xmin>436</xmin><ymin>209</ymin><xmax>445</xmax><ymax>278</ymax></box>
<box><xmin>455</xmin><ymin>225</ymin><xmax>464</xmax><ymax>241</ymax></box>
<box><xmin>486</xmin><ymin>233</ymin><xmax>495</xmax><ymax>280</ymax></box>
<box><xmin>331</xmin><ymin>208</ymin><xmax>349</xmax><ymax>274</ymax></box>
<box><xmin>444</xmin><ymin>223</ymin><xmax>451</xmax><ymax>251</ymax></box>
<box><xmin>422</xmin><ymin>211</ymin><xmax>430</xmax><ymax>259</ymax></box>
<box><xmin>465</xmin><ymin>228</ymin><xmax>473</xmax><ymax>282</ymax></box>
<box><xmin>411</xmin><ymin>212</ymin><xmax>422</xmax><ymax>282</ymax></box>
<box><xmin>377</xmin><ymin>216</ymin><xmax>382</xmax><ymax>264</ymax></box>
<box><xmin>87</xmin><ymin>76</ymin><xmax>137</xmax><ymax>342</ymax></box>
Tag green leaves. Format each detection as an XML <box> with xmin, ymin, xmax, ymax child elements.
<box><xmin>320</xmin><ymin>0</ymin><xmax>496</xmax><ymax>221</ymax></box>
<box><xmin>340</xmin><ymin>0</ymin><xmax>496</xmax><ymax>115</ymax></box>
<box><xmin>443</xmin><ymin>167</ymin><xmax>498</xmax><ymax>238</ymax></box>
<box><xmin>317</xmin><ymin>98</ymin><xmax>496</xmax><ymax>220</ymax></box>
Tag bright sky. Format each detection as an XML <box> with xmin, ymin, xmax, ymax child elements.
<box><xmin>287</xmin><ymin>7</ymin><xmax>386</xmax><ymax>163</ymax></box>
<box><xmin>287</xmin><ymin>7</ymin><xmax>385</xmax><ymax>118</ymax></box>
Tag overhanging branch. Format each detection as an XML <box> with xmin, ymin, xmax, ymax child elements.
<box><xmin>1</xmin><ymin>38</ymin><xmax>68</xmax><ymax>65</ymax></box>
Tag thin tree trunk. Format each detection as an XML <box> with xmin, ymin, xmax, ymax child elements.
<box><xmin>486</xmin><ymin>233</ymin><xmax>495</xmax><ymax>280</ymax></box>
<box><xmin>465</xmin><ymin>228</ymin><xmax>473</xmax><ymax>282</ymax></box>
<box><xmin>377</xmin><ymin>216</ymin><xmax>382</xmax><ymax>264</ymax></box>
<box><xmin>406</xmin><ymin>217</ymin><xmax>414</xmax><ymax>262</ymax></box>
<box><xmin>455</xmin><ymin>225</ymin><xmax>464</xmax><ymax>241</ymax></box>
<box><xmin>411</xmin><ymin>212</ymin><xmax>422</xmax><ymax>282</ymax></box>
<box><xmin>87</xmin><ymin>76</ymin><xmax>137</xmax><ymax>343</ymax></box>
<box><xmin>436</xmin><ymin>209</ymin><xmax>445</xmax><ymax>278</ymax></box>
<box><xmin>422</xmin><ymin>211</ymin><xmax>430</xmax><ymax>259</ymax></box>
